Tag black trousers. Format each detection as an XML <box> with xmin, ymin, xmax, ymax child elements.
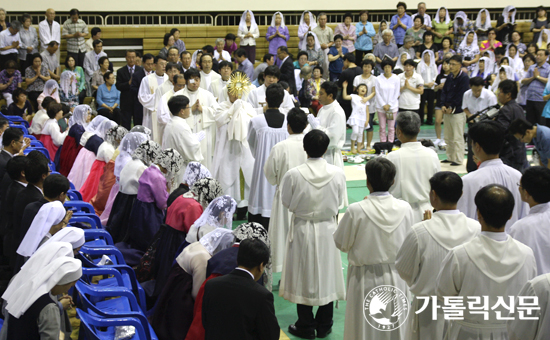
<box><xmin>296</xmin><ymin>302</ymin><xmax>334</xmax><ymax>332</ymax></box>
<box><xmin>420</xmin><ymin>89</ymin><xmax>435</xmax><ymax>123</ymax></box>
<box><xmin>68</xmin><ymin>51</ymin><xmax>85</xmax><ymax>68</ymax></box>
<box><xmin>526</xmin><ymin>100</ymin><xmax>546</xmax><ymax>125</ymax></box>
<box><xmin>97</xmin><ymin>107</ymin><xmax>121</xmax><ymax>124</ymax></box>
<box><xmin>28</xmin><ymin>91</ymin><xmax>41</xmax><ymax>112</ymax></box>
<box><xmin>466</xmin><ymin>134</ymin><xmax>477</xmax><ymax>173</ymax></box>
<box><xmin>247</xmin><ymin>212</ymin><xmax>270</xmax><ymax>232</ymax></box>
<box><xmin>355</xmin><ymin>49</ymin><xmax>372</xmax><ymax>63</ymax></box>
<box><xmin>132</xmin><ymin>100</ymin><xmax>144</xmax><ymax>127</ymax></box>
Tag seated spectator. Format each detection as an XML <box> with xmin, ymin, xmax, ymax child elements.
<box><xmin>83</xmin><ymin>39</ymin><xmax>106</xmax><ymax>83</ymax></box>
<box><xmin>480</xmin><ymin>28</ymin><xmax>502</xmax><ymax>52</ymax></box>
<box><xmin>453</xmin><ymin>11</ymin><xmax>473</xmax><ymax>47</ymax></box>
<box><xmin>170</xmin><ymin>28</ymin><xmax>186</xmax><ymax>54</ymax></box>
<box><xmin>85</xmin><ymin>27</ymin><xmax>101</xmax><ymax>52</ymax></box>
<box><xmin>40</xmin><ymin>41</ymin><xmax>60</xmax><ymax>81</ymax></box>
<box><xmin>399</xmin><ymin>35</ymin><xmax>416</xmax><ymax>60</ymax></box>
<box><xmin>537</xmin><ymin>29</ymin><xmax>550</xmax><ymax>50</ymax></box>
<box><xmin>59</xmin><ymin>71</ymin><xmax>79</xmax><ymax>109</ymax></box>
<box><xmin>62</xmin><ymin>55</ymin><xmax>86</xmax><ymax>104</ymax></box>
<box><xmin>432</xmin><ymin>7</ymin><xmax>453</xmax><ymax>46</ymax></box>
<box><xmin>40</xmin><ymin>102</ymin><xmax>68</xmax><ymax>158</ymax></box>
<box><xmin>437</xmin><ymin>37</ymin><xmax>456</xmax><ymax>65</ymax></box>
<box><xmin>7</xmin><ymin>88</ymin><xmax>33</xmax><ymax>119</ymax></box>
<box><xmin>159</xmin><ymin>33</ymin><xmax>174</xmax><ymax>60</ymax></box>
<box><xmin>328</xmin><ymin>35</ymin><xmax>348</xmax><ymax>81</ymax></box>
<box><xmin>37</xmin><ymin>79</ymin><xmax>60</xmax><ymax>110</ymax></box>
<box><xmin>224</xmin><ymin>33</ymin><xmax>237</xmax><ymax>57</ymax></box>
<box><xmin>406</xmin><ymin>15</ymin><xmax>425</xmax><ymax>48</ymax></box>
<box><xmin>373</xmin><ymin>29</ymin><xmax>399</xmax><ymax>73</ymax></box>
<box><xmin>235</xmin><ymin>48</ymin><xmax>254</xmax><ymax>80</ymax></box>
<box><xmin>475</xmin><ymin>8</ymin><xmax>492</xmax><ymax>42</ymax></box>
<box><xmin>253</xmin><ymin>53</ymin><xmax>273</xmax><ymax>81</ymax></box>
<box><xmin>293</xmin><ymin>51</ymin><xmax>309</xmax><ymax>70</ymax></box>
<box><xmin>416</xmin><ymin>30</ymin><xmax>438</xmax><ymax>59</ymax></box>
<box><xmin>335</xmin><ymin>12</ymin><xmax>356</xmax><ymax>53</ymax></box>
<box><xmin>18</xmin><ymin>13</ymin><xmax>38</xmax><ymax>72</ymax></box>
<box><xmin>28</xmin><ymin>96</ymin><xmax>56</xmax><ymax>136</ymax></box>
<box><xmin>91</xmin><ymin>56</ymin><xmax>110</xmax><ymax>92</ymax></box>
<box><xmin>458</xmin><ymin>31</ymin><xmax>481</xmax><ymax>74</ymax></box>
<box><xmin>0</xmin><ymin>59</ymin><xmax>22</xmax><ymax>105</ymax></box>
<box><xmin>303</xmin><ymin>33</ymin><xmax>324</xmax><ymax>69</ymax></box>
<box><xmin>96</xmin><ymin>71</ymin><xmax>120</xmax><ymax>123</ymax></box>
<box><xmin>214</xmin><ymin>38</ymin><xmax>232</xmax><ymax>62</ymax></box>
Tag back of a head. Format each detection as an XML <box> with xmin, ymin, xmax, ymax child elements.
<box><xmin>2</xmin><ymin>127</ymin><xmax>23</xmax><ymax>148</ymax></box>
<box><xmin>41</xmin><ymin>96</ymin><xmax>56</xmax><ymax>111</ymax></box>
<box><xmin>287</xmin><ymin>108</ymin><xmax>308</xmax><ymax>134</ymax></box>
<box><xmin>167</xmin><ymin>95</ymin><xmax>190</xmax><ymax>115</ymax></box>
<box><xmin>264</xmin><ymin>65</ymin><xmax>281</xmax><ymax>79</ymax></box>
<box><xmin>343</xmin><ymin>53</ymin><xmax>356</xmax><ymax>63</ymax></box>
<box><xmin>47</xmin><ymin>103</ymin><xmax>62</xmax><ymax>119</ymax></box>
<box><xmin>498</xmin><ymin>79</ymin><xmax>518</xmax><ymax>100</ymax></box>
<box><xmin>469</xmin><ymin>76</ymin><xmax>485</xmax><ymax>87</ymax></box>
<box><xmin>468</xmin><ymin>120</ymin><xmax>504</xmax><ymax>156</ymax></box>
<box><xmin>520</xmin><ymin>166</ymin><xmax>550</xmax><ymax>204</ymax></box>
<box><xmin>475</xmin><ymin>184</ymin><xmax>515</xmax><ymax>229</ymax></box>
<box><xmin>303</xmin><ymin>130</ymin><xmax>329</xmax><ymax>158</ymax></box>
<box><xmin>429</xmin><ymin>171</ymin><xmax>463</xmax><ymax>204</ymax></box>
<box><xmin>396</xmin><ymin>111</ymin><xmax>421</xmax><ymax>139</ymax></box>
<box><xmin>237</xmin><ymin>239</ymin><xmax>270</xmax><ymax>270</ymax></box>
<box><xmin>43</xmin><ymin>174</ymin><xmax>70</xmax><ymax>199</ymax></box>
<box><xmin>25</xmin><ymin>151</ymin><xmax>49</xmax><ymax>184</ymax></box>
<box><xmin>265</xmin><ymin>83</ymin><xmax>284</xmax><ymax>108</ymax></box>
<box><xmin>365</xmin><ymin>157</ymin><xmax>396</xmax><ymax>192</ymax></box>
<box><xmin>6</xmin><ymin>156</ymin><xmax>28</xmax><ymax>181</ymax></box>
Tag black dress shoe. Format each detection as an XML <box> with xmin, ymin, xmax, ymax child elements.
<box><xmin>450</xmin><ymin>162</ymin><xmax>461</xmax><ymax>166</ymax></box>
<box><xmin>288</xmin><ymin>324</ymin><xmax>315</xmax><ymax>339</ymax></box>
<box><xmin>425</xmin><ymin>121</ymin><xmax>434</xmax><ymax>125</ymax></box>
<box><xmin>441</xmin><ymin>159</ymin><xmax>452</xmax><ymax>163</ymax></box>
<box><xmin>317</xmin><ymin>328</ymin><xmax>333</xmax><ymax>338</ymax></box>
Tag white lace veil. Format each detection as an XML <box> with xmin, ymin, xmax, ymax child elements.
<box><xmin>95</xmin><ymin>120</ymin><xmax>118</xmax><ymax>140</ymax></box>
<box><xmin>182</xmin><ymin>161</ymin><xmax>212</xmax><ymax>187</ymax></box>
<box><xmin>68</xmin><ymin>104</ymin><xmax>91</xmax><ymax>128</ymax></box>
<box><xmin>186</xmin><ymin>195</ymin><xmax>237</xmax><ymax>243</ymax></box>
<box><xmin>130</xmin><ymin>125</ymin><xmax>152</xmax><ymax>137</ymax></box>
<box><xmin>114</xmin><ymin>132</ymin><xmax>149</xmax><ymax>179</ymax></box>
<box><xmin>199</xmin><ymin>228</ymin><xmax>235</xmax><ymax>256</ymax></box>
<box><xmin>131</xmin><ymin>140</ymin><xmax>162</xmax><ymax>166</ymax></box>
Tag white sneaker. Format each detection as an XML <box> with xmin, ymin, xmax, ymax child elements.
<box><xmin>433</xmin><ymin>139</ymin><xmax>441</xmax><ymax>146</ymax></box>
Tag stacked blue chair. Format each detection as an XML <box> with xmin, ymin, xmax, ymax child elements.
<box><xmin>24</xmin><ymin>134</ymin><xmax>37</xmax><ymax>140</ymax></box>
<box><xmin>6</xmin><ymin>116</ymin><xmax>30</xmax><ymax>128</ymax></box>
<box><xmin>77</xmin><ymin>309</ymin><xmax>153</xmax><ymax>340</ymax></box>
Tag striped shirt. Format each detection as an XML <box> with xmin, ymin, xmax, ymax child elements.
<box><xmin>62</xmin><ymin>19</ymin><xmax>88</xmax><ymax>53</ymax></box>
<box><xmin>525</xmin><ymin>63</ymin><xmax>550</xmax><ymax>102</ymax></box>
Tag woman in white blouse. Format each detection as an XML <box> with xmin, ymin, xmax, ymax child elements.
<box><xmin>374</xmin><ymin>59</ymin><xmax>400</xmax><ymax>143</ymax></box>
<box><xmin>237</xmin><ymin>10</ymin><xmax>260</xmax><ymax>64</ymax></box>
<box><xmin>418</xmin><ymin>50</ymin><xmax>440</xmax><ymax>141</ymax></box>
<box><xmin>40</xmin><ymin>102</ymin><xmax>68</xmax><ymax>159</ymax></box>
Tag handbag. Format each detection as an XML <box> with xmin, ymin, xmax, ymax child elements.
<box><xmin>385</xmin><ymin>111</ymin><xmax>394</xmax><ymax>120</ymax></box>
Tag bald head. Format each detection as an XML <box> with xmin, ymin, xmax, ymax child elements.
<box><xmin>46</xmin><ymin>8</ymin><xmax>56</xmax><ymax>21</ymax></box>
<box><xmin>475</xmin><ymin>184</ymin><xmax>515</xmax><ymax>230</ymax></box>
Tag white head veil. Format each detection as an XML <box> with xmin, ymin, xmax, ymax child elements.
<box><xmin>483</xmin><ymin>50</ymin><xmax>496</xmax><ymax>63</ymax></box>
<box><xmin>43</xmin><ymin>227</ymin><xmax>85</xmax><ymax>250</ymax></box>
<box><xmin>16</xmin><ymin>201</ymin><xmax>67</xmax><ymax>257</ymax></box>
<box><xmin>191</xmin><ymin>50</ymin><xmax>201</xmax><ymax>68</ymax></box>
<box><xmin>475</xmin><ymin>9</ymin><xmax>492</xmax><ymax>31</ymax></box>
<box><xmin>129</xmin><ymin>125</ymin><xmax>152</xmax><ymax>137</ymax></box>
<box><xmin>435</xmin><ymin>7</ymin><xmax>451</xmax><ymax>24</ymax></box>
<box><xmin>418</xmin><ymin>50</ymin><xmax>438</xmax><ymax>79</ymax></box>
<box><xmin>271</xmin><ymin>12</ymin><xmax>286</xmax><ymax>28</ymax></box>
<box><xmin>85</xmin><ymin>115</ymin><xmax>109</xmax><ymax>135</ymax></box>
<box><xmin>41</xmin><ymin>79</ymin><xmax>60</xmax><ymax>102</ymax></box>
<box><xmin>199</xmin><ymin>228</ymin><xmax>235</xmax><ymax>256</ymax></box>
<box><xmin>454</xmin><ymin>11</ymin><xmax>469</xmax><ymax>31</ymax></box>
<box><xmin>305</xmin><ymin>31</ymin><xmax>321</xmax><ymax>51</ymax></box>
<box><xmin>105</xmin><ymin>125</ymin><xmax>128</xmax><ymax>146</ymax></box>
<box><xmin>505</xmin><ymin>44</ymin><xmax>525</xmax><ymax>73</ymax></box>
<box><xmin>472</xmin><ymin>56</ymin><xmax>494</xmax><ymax>77</ymax></box>
<box><xmin>114</xmin><ymin>132</ymin><xmax>149</xmax><ymax>179</ymax></box>
<box><xmin>459</xmin><ymin>31</ymin><xmax>479</xmax><ymax>50</ymax></box>
<box><xmin>396</xmin><ymin>51</ymin><xmax>410</xmax><ymax>70</ymax></box>
<box><xmin>502</xmin><ymin>6</ymin><xmax>516</xmax><ymax>24</ymax></box>
<box><xmin>239</xmin><ymin>10</ymin><xmax>258</xmax><ymax>33</ymax></box>
<box><xmin>491</xmin><ymin>65</ymin><xmax>515</xmax><ymax>92</ymax></box>
<box><xmin>60</xmin><ymin>71</ymin><xmax>77</xmax><ymax>97</ymax></box>
<box><xmin>182</xmin><ymin>161</ymin><xmax>212</xmax><ymax>187</ymax></box>
<box><xmin>299</xmin><ymin>11</ymin><xmax>317</xmax><ymax>30</ymax></box>
<box><xmin>5</xmin><ymin>256</ymin><xmax>82</xmax><ymax>318</ymax></box>
<box><xmin>537</xmin><ymin>28</ymin><xmax>550</xmax><ymax>46</ymax></box>
<box><xmin>95</xmin><ymin>119</ymin><xmax>118</xmax><ymax>140</ymax></box>
<box><xmin>68</xmin><ymin>104</ymin><xmax>92</xmax><ymax>129</ymax></box>
<box><xmin>186</xmin><ymin>195</ymin><xmax>237</xmax><ymax>243</ymax></box>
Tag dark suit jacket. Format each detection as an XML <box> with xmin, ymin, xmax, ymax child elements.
<box><xmin>13</xmin><ymin>186</ymin><xmax>44</xmax><ymax>247</ymax></box>
<box><xmin>0</xmin><ymin>172</ymin><xmax>12</xmax><ymax>204</ymax></box>
<box><xmin>279</xmin><ymin>57</ymin><xmax>297</xmax><ymax>96</ymax></box>
<box><xmin>202</xmin><ymin>269</ymin><xmax>279</xmax><ymax>340</ymax></box>
<box><xmin>116</xmin><ymin>65</ymin><xmax>142</xmax><ymax>115</ymax></box>
<box><xmin>0</xmin><ymin>150</ymin><xmax>13</xmax><ymax>199</ymax></box>
<box><xmin>2</xmin><ymin>181</ymin><xmax>26</xmax><ymax>259</ymax></box>
<box><xmin>130</xmin><ymin>67</ymin><xmax>147</xmax><ymax>120</ymax></box>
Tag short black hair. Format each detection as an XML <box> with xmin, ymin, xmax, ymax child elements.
<box><xmin>21</xmin><ymin>13</ymin><xmax>32</xmax><ymax>24</ymax></box>
<box><xmin>180</xmin><ymin>50</ymin><xmax>191</xmax><ymax>58</ymax></box>
<box><xmin>0</xmin><ymin>119</ymin><xmax>8</xmax><ymax>129</ymax></box>
<box><xmin>202</xmin><ymin>45</ymin><xmax>215</xmax><ymax>55</ymax></box>
<box><xmin>313</xmin><ymin>65</ymin><xmax>323</xmax><ymax>75</ymax></box>
<box><xmin>92</xmin><ymin>39</ymin><xmax>102</xmax><ymax>48</ymax></box>
<box><xmin>397</xmin><ymin>1</ymin><xmax>407</xmax><ymax>9</ymax></box>
<box><xmin>321</xmin><ymin>81</ymin><xmax>338</xmax><ymax>100</ymax></box>
<box><xmin>365</xmin><ymin>157</ymin><xmax>396</xmax><ymax>192</ymax></box>
<box><xmin>12</xmin><ymin>88</ymin><xmax>27</xmax><ymax>101</ymax></box>
<box><xmin>263</xmin><ymin>53</ymin><xmax>274</xmax><ymax>63</ymax></box>
<box><xmin>102</xmin><ymin>71</ymin><xmax>114</xmax><ymax>82</ymax></box>
<box><xmin>170</xmin><ymin>28</ymin><xmax>179</xmax><ymax>35</ymax></box>
<box><xmin>184</xmin><ymin>68</ymin><xmax>200</xmax><ymax>81</ymax></box>
<box><xmin>343</xmin><ymin>53</ymin><xmax>356</xmax><ymax>63</ymax></box>
<box><xmin>225</xmin><ymin>33</ymin><xmax>236</xmax><ymax>41</ymax></box>
<box><xmin>277</xmin><ymin>46</ymin><xmax>290</xmax><ymax>55</ymax></box>
<box><xmin>361</xmin><ymin>59</ymin><xmax>375</xmax><ymax>69</ymax></box>
<box><xmin>154</xmin><ymin>55</ymin><xmax>167</xmax><ymax>63</ymax></box>
<box><xmin>218</xmin><ymin>60</ymin><xmax>233</xmax><ymax>71</ymax></box>
<box><xmin>168</xmin><ymin>95</ymin><xmax>190</xmax><ymax>115</ymax></box>
<box><xmin>235</xmin><ymin>48</ymin><xmax>247</xmax><ymax>58</ymax></box>
<box><xmin>468</xmin><ymin>120</ymin><xmax>504</xmax><ymax>156</ymax></box>
<box><xmin>450</xmin><ymin>55</ymin><xmax>463</xmax><ymax>64</ymax></box>
<box><xmin>487</xmin><ymin>27</ymin><xmax>496</xmax><ymax>36</ymax></box>
<box><xmin>297</xmin><ymin>51</ymin><xmax>308</xmax><ymax>60</ymax></box>
<box><xmin>91</xmin><ymin>27</ymin><xmax>101</xmax><ymax>37</ymax></box>
<box><xmin>264</xmin><ymin>65</ymin><xmax>281</xmax><ymax>79</ymax></box>
<box><xmin>47</xmin><ymin>103</ymin><xmax>62</xmax><ymax>119</ymax></box>
<box><xmin>343</xmin><ymin>12</ymin><xmax>353</xmax><ymax>20</ymax></box>
<box><xmin>43</xmin><ymin>174</ymin><xmax>70</xmax><ymax>199</ymax></box>
<box><xmin>441</xmin><ymin>36</ymin><xmax>453</xmax><ymax>48</ymax></box>
<box><xmin>69</xmin><ymin>8</ymin><xmax>80</xmax><ymax>16</ymax></box>
<box><xmin>334</xmin><ymin>34</ymin><xmax>344</xmax><ymax>42</ymax></box>
<box><xmin>31</xmin><ymin>53</ymin><xmax>42</xmax><ymax>63</ymax></box>
<box><xmin>98</xmin><ymin>56</ymin><xmax>109</xmax><ymax>67</ymax></box>
<box><xmin>278</xmin><ymin>81</ymin><xmax>289</xmax><ymax>91</ymax></box>
<box><xmin>2</xmin><ymin>128</ymin><xmax>23</xmax><ymax>147</ymax></box>
<box><xmin>165</xmin><ymin>62</ymin><xmax>179</xmax><ymax>72</ymax></box>
<box><xmin>64</xmin><ymin>55</ymin><xmax>76</xmax><ymax>69</ymax></box>
<box><xmin>523</xmin><ymin>53</ymin><xmax>536</xmax><ymax>64</ymax></box>
<box><xmin>287</xmin><ymin>108</ymin><xmax>308</xmax><ymax>133</ymax></box>
<box><xmin>414</xmin><ymin>15</ymin><xmax>424</xmax><ymax>24</ymax></box>
<box><xmin>521</xmin><ymin>166</ymin><xmax>550</xmax><ymax>204</ymax></box>
<box><xmin>6</xmin><ymin>156</ymin><xmax>28</xmax><ymax>181</ymax></box>
<box><xmin>266</xmin><ymin>83</ymin><xmax>284</xmax><ymax>108</ymax></box>
<box><xmin>469</xmin><ymin>76</ymin><xmax>485</xmax><ymax>87</ymax></box>
<box><xmin>381</xmin><ymin>59</ymin><xmax>395</xmax><ymax>70</ymax></box>
<box><xmin>429</xmin><ymin>171</ymin><xmax>463</xmax><ymax>204</ymax></box>
<box><xmin>41</xmin><ymin>96</ymin><xmax>56</xmax><ymax>111</ymax></box>
<box><xmin>494</xmin><ymin>46</ymin><xmax>506</xmax><ymax>56</ymax></box>
<box><xmin>143</xmin><ymin>53</ymin><xmax>155</xmax><ymax>63</ymax></box>
<box><xmin>237</xmin><ymin>239</ymin><xmax>270</xmax><ymax>269</ymax></box>
<box><xmin>508</xmin><ymin>118</ymin><xmax>533</xmax><ymax>136</ymax></box>
<box><xmin>423</xmin><ymin>30</ymin><xmax>434</xmax><ymax>40</ymax></box>
<box><xmin>199</xmin><ymin>53</ymin><xmax>212</xmax><ymax>68</ymax></box>
<box><xmin>24</xmin><ymin>150</ymin><xmax>49</xmax><ymax>184</ymax></box>
<box><xmin>163</xmin><ymin>33</ymin><xmax>172</xmax><ymax>46</ymax></box>
<box><xmin>303</xmin><ymin>130</ymin><xmax>329</xmax><ymax>158</ymax></box>
<box><xmin>475</xmin><ymin>184</ymin><xmax>515</xmax><ymax>229</ymax></box>
<box><xmin>499</xmin><ymin>79</ymin><xmax>518</xmax><ymax>99</ymax></box>
<box><xmin>403</xmin><ymin>59</ymin><xmax>416</xmax><ymax>67</ymax></box>
<box><xmin>173</xmin><ymin>73</ymin><xmax>185</xmax><ymax>84</ymax></box>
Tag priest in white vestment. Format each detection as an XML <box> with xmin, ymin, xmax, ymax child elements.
<box><xmin>457</xmin><ymin>121</ymin><xmax>529</xmax><ymax>231</ymax></box>
<box><xmin>172</xmin><ymin>68</ymin><xmax>220</xmax><ymax>170</ymax></box>
<box><xmin>264</xmin><ymin>108</ymin><xmax>308</xmax><ymax>273</ymax></box>
<box><xmin>157</xmin><ymin>74</ymin><xmax>186</xmax><ymax>145</ymax></box>
<box><xmin>334</xmin><ymin>157</ymin><xmax>415</xmax><ymax>340</ymax></box>
<box><xmin>436</xmin><ymin>184</ymin><xmax>537</xmax><ymax>340</ymax></box>
<box><xmin>396</xmin><ymin>171</ymin><xmax>481</xmax><ymax>340</ymax></box>
<box><xmin>386</xmin><ymin>111</ymin><xmax>441</xmax><ymax>223</ymax></box>
<box><xmin>211</xmin><ymin>76</ymin><xmax>256</xmax><ymax>208</ymax></box>
<box><xmin>280</xmin><ymin>129</ymin><xmax>346</xmax><ymax>339</ymax></box>
<box><xmin>208</xmin><ymin>60</ymin><xmax>232</xmax><ymax>100</ymax></box>
<box><xmin>507</xmin><ymin>273</ymin><xmax>550</xmax><ymax>340</ymax></box>
<box><xmin>162</xmin><ymin>94</ymin><xmax>203</xmax><ymax>187</ymax></box>
<box><xmin>508</xmin><ymin>166</ymin><xmax>550</xmax><ymax>275</ymax></box>
<box><xmin>199</xmin><ymin>54</ymin><xmax>221</xmax><ymax>93</ymax></box>
<box><xmin>247</xmin><ymin>65</ymin><xmax>296</xmax><ymax>115</ymax></box>
<box><xmin>138</xmin><ymin>56</ymin><xmax>168</xmax><ymax>143</ymax></box>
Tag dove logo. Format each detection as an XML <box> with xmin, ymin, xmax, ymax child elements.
<box><xmin>363</xmin><ymin>285</ymin><xmax>409</xmax><ymax>331</ymax></box>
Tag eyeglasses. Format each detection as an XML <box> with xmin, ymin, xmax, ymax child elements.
<box><xmin>449</xmin><ymin>62</ymin><xmax>461</xmax><ymax>67</ymax></box>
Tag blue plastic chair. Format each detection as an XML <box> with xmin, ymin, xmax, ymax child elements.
<box><xmin>76</xmin><ymin>308</ymin><xmax>150</xmax><ymax>340</ymax></box>
<box><xmin>64</xmin><ymin>201</ymin><xmax>95</xmax><ymax>214</ymax></box>
<box><xmin>48</xmin><ymin>161</ymin><xmax>56</xmax><ymax>172</ymax></box>
<box><xmin>70</xmin><ymin>214</ymin><xmax>102</xmax><ymax>229</ymax></box>
<box><xmin>30</xmin><ymin>140</ymin><xmax>44</xmax><ymax>148</ymax></box>
<box><xmin>66</xmin><ymin>189</ymin><xmax>83</xmax><ymax>201</ymax></box>
<box><xmin>24</xmin><ymin>134</ymin><xmax>36</xmax><ymax>140</ymax></box>
<box><xmin>9</xmin><ymin>124</ymin><xmax>29</xmax><ymax>135</ymax></box>
<box><xmin>6</xmin><ymin>116</ymin><xmax>30</xmax><ymax>128</ymax></box>
<box><xmin>23</xmin><ymin>147</ymin><xmax>51</xmax><ymax>160</ymax></box>
<box><xmin>84</xmin><ymin>229</ymin><xmax>114</xmax><ymax>247</ymax></box>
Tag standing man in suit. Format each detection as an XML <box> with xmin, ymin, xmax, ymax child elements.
<box><xmin>202</xmin><ymin>239</ymin><xmax>280</xmax><ymax>340</ymax></box>
<box><xmin>277</xmin><ymin>46</ymin><xmax>297</xmax><ymax>96</ymax></box>
<box><xmin>117</xmin><ymin>50</ymin><xmax>141</xmax><ymax>129</ymax></box>
<box><xmin>130</xmin><ymin>53</ymin><xmax>155</xmax><ymax>127</ymax></box>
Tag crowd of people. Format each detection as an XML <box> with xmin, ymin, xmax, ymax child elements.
<box><xmin>0</xmin><ymin>4</ymin><xmax>549</xmax><ymax>340</ymax></box>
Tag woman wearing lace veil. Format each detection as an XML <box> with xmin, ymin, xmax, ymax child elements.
<box><xmin>185</xmin><ymin>195</ymin><xmax>237</xmax><ymax>244</ymax></box>
<box><xmin>58</xmin><ymin>104</ymin><xmax>92</xmax><ymax>176</ymax></box>
<box><xmin>167</xmin><ymin>161</ymin><xmax>212</xmax><ymax>208</ymax></box>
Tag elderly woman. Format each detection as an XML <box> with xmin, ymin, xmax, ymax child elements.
<box><xmin>91</xmin><ymin>56</ymin><xmax>110</xmax><ymax>92</ymax></box>
<box><xmin>25</xmin><ymin>53</ymin><xmax>51</xmax><ymax>110</ymax></box>
<box><xmin>374</xmin><ymin>59</ymin><xmax>400</xmax><ymax>142</ymax></box>
<box><xmin>237</xmin><ymin>10</ymin><xmax>259</xmax><ymax>63</ymax></box>
<box><xmin>37</xmin><ymin>79</ymin><xmax>60</xmax><ymax>110</ymax></box>
<box><xmin>335</xmin><ymin>12</ymin><xmax>356</xmax><ymax>53</ymax></box>
<box><xmin>475</xmin><ymin>9</ymin><xmax>492</xmax><ymax>42</ymax></box>
<box><xmin>214</xmin><ymin>38</ymin><xmax>231</xmax><ymax>62</ymax></box>
<box><xmin>298</xmin><ymin>11</ymin><xmax>317</xmax><ymax>51</ymax></box>
<box><xmin>432</xmin><ymin>7</ymin><xmax>453</xmax><ymax>45</ymax></box>
<box><xmin>0</xmin><ymin>59</ymin><xmax>22</xmax><ymax>106</ymax></box>
<box><xmin>266</xmin><ymin>12</ymin><xmax>289</xmax><ymax>67</ymax></box>
<box><xmin>158</xmin><ymin>33</ymin><xmax>174</xmax><ymax>60</ymax></box>
<box><xmin>170</xmin><ymin>28</ymin><xmax>186</xmax><ymax>54</ymax></box>
<box><xmin>496</xmin><ymin>6</ymin><xmax>517</xmax><ymax>44</ymax></box>
<box><xmin>480</xmin><ymin>28</ymin><xmax>502</xmax><ymax>52</ymax></box>
<box><xmin>18</xmin><ymin>13</ymin><xmax>38</xmax><ymax>72</ymax></box>
<box><xmin>406</xmin><ymin>15</ymin><xmax>426</xmax><ymax>47</ymax></box>
<box><xmin>328</xmin><ymin>35</ymin><xmax>348</xmax><ymax>81</ymax></box>
<box><xmin>453</xmin><ymin>11</ymin><xmax>473</xmax><ymax>47</ymax></box>
<box><xmin>458</xmin><ymin>31</ymin><xmax>481</xmax><ymax>74</ymax></box>
<box><xmin>390</xmin><ymin>2</ymin><xmax>413</xmax><ymax>47</ymax></box>
<box><xmin>303</xmin><ymin>32</ymin><xmax>324</xmax><ymax>68</ymax></box>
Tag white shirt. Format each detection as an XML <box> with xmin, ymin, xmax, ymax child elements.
<box><xmin>83</xmin><ymin>50</ymin><xmax>107</xmax><ymax>79</ymax></box>
<box><xmin>411</xmin><ymin>13</ymin><xmax>433</xmax><ymax>28</ymax></box>
<box><xmin>398</xmin><ymin>72</ymin><xmax>424</xmax><ymax>110</ymax></box>
<box><xmin>0</xmin><ymin>30</ymin><xmax>21</xmax><ymax>55</ymax></box>
<box><xmin>374</xmin><ymin>74</ymin><xmax>401</xmax><ymax>111</ymax></box>
<box><xmin>200</xmin><ymin>70</ymin><xmax>221</xmax><ymax>93</ymax></box>
<box><xmin>29</xmin><ymin>109</ymin><xmax>50</xmax><ymax>135</ymax></box>
<box><xmin>38</xmin><ymin>20</ymin><xmax>61</xmax><ymax>49</ymax></box>
<box><xmin>352</xmin><ymin>74</ymin><xmax>376</xmax><ymax>107</ymax></box>
<box><xmin>461</xmin><ymin>88</ymin><xmax>498</xmax><ymax>114</ymax></box>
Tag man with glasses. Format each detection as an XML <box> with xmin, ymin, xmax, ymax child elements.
<box><xmin>440</xmin><ymin>55</ymin><xmax>470</xmax><ymax>166</ymax></box>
